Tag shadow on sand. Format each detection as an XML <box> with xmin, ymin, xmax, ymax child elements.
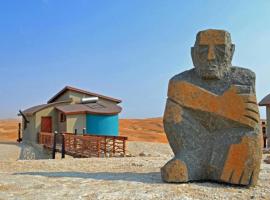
<box><xmin>14</xmin><ymin>171</ymin><xmax>163</xmax><ymax>184</ymax></box>
<box><xmin>13</xmin><ymin>171</ymin><xmax>248</xmax><ymax>189</ymax></box>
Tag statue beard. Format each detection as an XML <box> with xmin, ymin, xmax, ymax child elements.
<box><xmin>195</xmin><ymin>62</ymin><xmax>231</xmax><ymax>80</ymax></box>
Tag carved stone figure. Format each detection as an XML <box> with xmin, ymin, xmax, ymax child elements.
<box><xmin>161</xmin><ymin>29</ymin><xmax>262</xmax><ymax>186</ymax></box>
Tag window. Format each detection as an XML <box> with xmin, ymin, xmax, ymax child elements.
<box><xmin>60</xmin><ymin>113</ymin><xmax>66</xmax><ymax>122</ymax></box>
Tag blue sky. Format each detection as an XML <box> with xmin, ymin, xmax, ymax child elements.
<box><xmin>0</xmin><ymin>0</ymin><xmax>270</xmax><ymax>119</ymax></box>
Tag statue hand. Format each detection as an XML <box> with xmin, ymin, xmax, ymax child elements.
<box><xmin>218</xmin><ymin>85</ymin><xmax>259</xmax><ymax>128</ymax></box>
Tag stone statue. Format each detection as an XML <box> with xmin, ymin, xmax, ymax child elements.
<box><xmin>161</xmin><ymin>29</ymin><xmax>262</xmax><ymax>186</ymax></box>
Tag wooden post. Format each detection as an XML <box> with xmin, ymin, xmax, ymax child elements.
<box><xmin>52</xmin><ymin>132</ymin><xmax>57</xmax><ymax>159</ymax></box>
<box><xmin>61</xmin><ymin>134</ymin><xmax>65</xmax><ymax>159</ymax></box>
<box><xmin>104</xmin><ymin>137</ymin><xmax>107</xmax><ymax>157</ymax></box>
<box><xmin>17</xmin><ymin>123</ymin><xmax>22</xmax><ymax>143</ymax></box>
<box><xmin>97</xmin><ymin>140</ymin><xmax>100</xmax><ymax>157</ymax></box>
<box><xmin>113</xmin><ymin>138</ymin><xmax>116</xmax><ymax>156</ymax></box>
<box><xmin>123</xmin><ymin>139</ymin><xmax>126</xmax><ymax>156</ymax></box>
<box><xmin>73</xmin><ymin>135</ymin><xmax>77</xmax><ymax>154</ymax></box>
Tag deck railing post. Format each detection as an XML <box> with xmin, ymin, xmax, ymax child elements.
<box><xmin>52</xmin><ymin>132</ymin><xmax>57</xmax><ymax>159</ymax></box>
<box><xmin>113</xmin><ymin>138</ymin><xmax>116</xmax><ymax>156</ymax></box>
<box><xmin>17</xmin><ymin>123</ymin><xmax>22</xmax><ymax>143</ymax></box>
<box><xmin>61</xmin><ymin>134</ymin><xmax>65</xmax><ymax>159</ymax></box>
<box><xmin>104</xmin><ymin>137</ymin><xmax>107</xmax><ymax>157</ymax></box>
<box><xmin>97</xmin><ymin>140</ymin><xmax>100</xmax><ymax>157</ymax></box>
<box><xmin>123</xmin><ymin>138</ymin><xmax>126</xmax><ymax>156</ymax></box>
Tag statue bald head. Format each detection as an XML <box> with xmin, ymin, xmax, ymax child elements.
<box><xmin>191</xmin><ymin>29</ymin><xmax>235</xmax><ymax>79</ymax></box>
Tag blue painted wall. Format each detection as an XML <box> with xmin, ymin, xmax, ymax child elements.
<box><xmin>86</xmin><ymin>114</ymin><xmax>119</xmax><ymax>136</ymax></box>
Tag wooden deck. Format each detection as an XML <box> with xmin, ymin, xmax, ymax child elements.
<box><xmin>38</xmin><ymin>132</ymin><xmax>127</xmax><ymax>158</ymax></box>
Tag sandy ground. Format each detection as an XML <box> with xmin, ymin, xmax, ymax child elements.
<box><xmin>0</xmin><ymin>142</ymin><xmax>21</xmax><ymax>161</ymax></box>
<box><xmin>1</xmin><ymin>119</ymin><xmax>270</xmax><ymax>199</ymax></box>
<box><xmin>0</xmin><ymin>142</ymin><xmax>269</xmax><ymax>200</ymax></box>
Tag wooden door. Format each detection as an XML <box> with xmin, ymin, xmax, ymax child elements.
<box><xmin>41</xmin><ymin>116</ymin><xmax>52</xmax><ymax>133</ymax></box>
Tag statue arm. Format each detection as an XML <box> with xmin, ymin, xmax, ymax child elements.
<box><xmin>163</xmin><ymin>98</ymin><xmax>190</xmax><ymax>156</ymax></box>
<box><xmin>167</xmin><ymin>80</ymin><xmax>259</xmax><ymax>129</ymax></box>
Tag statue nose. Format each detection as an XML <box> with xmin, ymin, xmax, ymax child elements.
<box><xmin>207</xmin><ymin>46</ymin><xmax>216</xmax><ymax>60</ymax></box>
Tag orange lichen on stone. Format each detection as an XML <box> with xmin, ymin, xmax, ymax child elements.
<box><xmin>168</xmin><ymin>81</ymin><xmax>259</xmax><ymax>128</ymax></box>
<box><xmin>197</xmin><ymin>30</ymin><xmax>228</xmax><ymax>60</ymax></box>
<box><xmin>163</xmin><ymin>100</ymin><xmax>183</xmax><ymax>124</ymax></box>
<box><xmin>161</xmin><ymin>159</ymin><xmax>188</xmax><ymax>182</ymax></box>
<box><xmin>220</xmin><ymin>136</ymin><xmax>262</xmax><ymax>185</ymax></box>
<box><xmin>198</xmin><ymin>30</ymin><xmax>226</xmax><ymax>45</ymax></box>
<box><xmin>220</xmin><ymin>137</ymin><xmax>248</xmax><ymax>184</ymax></box>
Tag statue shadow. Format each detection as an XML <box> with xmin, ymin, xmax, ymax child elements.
<box><xmin>191</xmin><ymin>180</ymin><xmax>250</xmax><ymax>189</ymax></box>
<box><xmin>13</xmin><ymin>171</ymin><xmax>163</xmax><ymax>184</ymax></box>
<box><xmin>13</xmin><ymin>171</ymin><xmax>250</xmax><ymax>188</ymax></box>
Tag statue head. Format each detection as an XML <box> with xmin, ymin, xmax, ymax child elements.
<box><xmin>191</xmin><ymin>29</ymin><xmax>235</xmax><ymax>79</ymax></box>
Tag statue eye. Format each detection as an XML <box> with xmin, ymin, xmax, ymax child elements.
<box><xmin>215</xmin><ymin>45</ymin><xmax>226</xmax><ymax>53</ymax></box>
<box><xmin>195</xmin><ymin>45</ymin><xmax>208</xmax><ymax>62</ymax></box>
<box><xmin>197</xmin><ymin>45</ymin><xmax>208</xmax><ymax>52</ymax></box>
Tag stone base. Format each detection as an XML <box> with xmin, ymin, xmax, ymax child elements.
<box><xmin>161</xmin><ymin>158</ymin><xmax>188</xmax><ymax>182</ymax></box>
<box><xmin>19</xmin><ymin>142</ymin><xmax>52</xmax><ymax>160</ymax></box>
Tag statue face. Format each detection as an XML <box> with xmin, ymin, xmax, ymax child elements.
<box><xmin>191</xmin><ymin>30</ymin><xmax>235</xmax><ymax>79</ymax></box>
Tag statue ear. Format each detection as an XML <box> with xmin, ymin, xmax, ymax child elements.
<box><xmin>191</xmin><ymin>47</ymin><xmax>195</xmax><ymax>64</ymax></box>
<box><xmin>229</xmin><ymin>44</ymin><xmax>235</xmax><ymax>61</ymax></box>
<box><xmin>231</xmin><ymin>44</ymin><xmax>235</xmax><ymax>55</ymax></box>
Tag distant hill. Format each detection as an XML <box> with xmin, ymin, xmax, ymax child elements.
<box><xmin>0</xmin><ymin>118</ymin><xmax>167</xmax><ymax>143</ymax></box>
<box><xmin>119</xmin><ymin>117</ymin><xmax>167</xmax><ymax>143</ymax></box>
<box><xmin>0</xmin><ymin>119</ymin><xmax>20</xmax><ymax>141</ymax></box>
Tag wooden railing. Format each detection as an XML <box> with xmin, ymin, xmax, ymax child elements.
<box><xmin>39</xmin><ymin>132</ymin><xmax>54</xmax><ymax>148</ymax></box>
<box><xmin>38</xmin><ymin>132</ymin><xmax>127</xmax><ymax>158</ymax></box>
<box><xmin>64</xmin><ymin>133</ymin><xmax>127</xmax><ymax>157</ymax></box>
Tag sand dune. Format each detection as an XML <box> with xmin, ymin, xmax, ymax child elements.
<box><xmin>0</xmin><ymin>118</ymin><xmax>167</xmax><ymax>143</ymax></box>
<box><xmin>0</xmin><ymin>119</ymin><xmax>20</xmax><ymax>141</ymax></box>
<box><xmin>119</xmin><ymin>117</ymin><xmax>168</xmax><ymax>143</ymax></box>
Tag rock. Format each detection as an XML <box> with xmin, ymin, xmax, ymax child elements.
<box><xmin>263</xmin><ymin>148</ymin><xmax>270</xmax><ymax>154</ymax></box>
<box><xmin>162</xmin><ymin>29</ymin><xmax>262</xmax><ymax>187</ymax></box>
<box><xmin>19</xmin><ymin>141</ymin><xmax>52</xmax><ymax>160</ymax></box>
<box><xmin>139</xmin><ymin>152</ymin><xmax>147</xmax><ymax>157</ymax></box>
<box><xmin>125</xmin><ymin>153</ymin><xmax>134</xmax><ymax>157</ymax></box>
<box><xmin>264</xmin><ymin>156</ymin><xmax>270</xmax><ymax>164</ymax></box>
<box><xmin>131</xmin><ymin>163</ymin><xmax>144</xmax><ymax>167</ymax></box>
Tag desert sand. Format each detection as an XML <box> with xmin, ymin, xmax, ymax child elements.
<box><xmin>0</xmin><ymin>119</ymin><xmax>270</xmax><ymax>199</ymax></box>
<box><xmin>0</xmin><ymin>119</ymin><xmax>19</xmax><ymax>142</ymax></box>
<box><xmin>0</xmin><ymin>142</ymin><xmax>269</xmax><ymax>200</ymax></box>
<box><xmin>119</xmin><ymin>117</ymin><xmax>168</xmax><ymax>143</ymax></box>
